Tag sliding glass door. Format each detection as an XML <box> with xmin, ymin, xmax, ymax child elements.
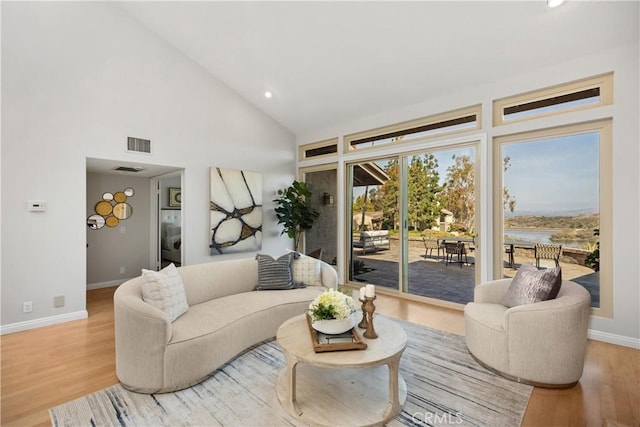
<box><xmin>347</xmin><ymin>143</ymin><xmax>479</xmax><ymax>306</ymax></box>
<box><xmin>404</xmin><ymin>147</ymin><xmax>477</xmax><ymax>303</ymax></box>
<box><xmin>348</xmin><ymin>158</ymin><xmax>400</xmax><ymax>291</ymax></box>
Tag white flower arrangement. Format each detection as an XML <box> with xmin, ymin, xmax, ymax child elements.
<box><xmin>309</xmin><ymin>288</ymin><xmax>357</xmax><ymax>321</ymax></box>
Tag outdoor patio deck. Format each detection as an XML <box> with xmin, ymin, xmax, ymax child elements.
<box><xmin>352</xmin><ymin>238</ymin><xmax>599</xmax><ymax>307</ymax></box>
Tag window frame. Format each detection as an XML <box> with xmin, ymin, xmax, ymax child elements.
<box><xmin>492</xmin><ymin>120</ymin><xmax>613</xmax><ymax>318</ymax></box>
<box><xmin>344</xmin><ymin>105</ymin><xmax>481</xmax><ymax>153</ymax></box>
<box><xmin>343</xmin><ymin>135</ymin><xmax>485</xmax><ymax>305</ymax></box>
<box><xmin>299</xmin><ymin>138</ymin><xmax>339</xmax><ymax>161</ymax></box>
<box><xmin>493</xmin><ymin>73</ymin><xmax>613</xmax><ymax>127</ymax></box>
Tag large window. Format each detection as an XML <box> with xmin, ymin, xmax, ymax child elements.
<box><xmin>297</xmin><ymin>73</ymin><xmax>614</xmax><ymax>315</ymax></box>
<box><xmin>494</xmin><ymin>121</ymin><xmax>612</xmax><ymax>316</ymax></box>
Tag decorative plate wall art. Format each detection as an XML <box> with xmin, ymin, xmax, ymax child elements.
<box><xmin>87</xmin><ymin>188</ymin><xmax>134</xmax><ymax>230</ymax></box>
<box><xmin>210</xmin><ymin>167</ymin><xmax>262</xmax><ymax>255</ymax></box>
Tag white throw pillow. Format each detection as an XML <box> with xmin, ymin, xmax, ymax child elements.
<box><xmin>165</xmin><ymin>224</ymin><xmax>181</xmax><ymax>237</ymax></box>
<box><xmin>292</xmin><ymin>254</ymin><xmax>322</xmax><ymax>287</ymax></box>
<box><xmin>141</xmin><ymin>263</ymin><xmax>189</xmax><ymax>322</ymax></box>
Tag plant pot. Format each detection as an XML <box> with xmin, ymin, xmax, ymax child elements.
<box><xmin>311</xmin><ymin>314</ymin><xmax>356</xmax><ymax>335</ymax></box>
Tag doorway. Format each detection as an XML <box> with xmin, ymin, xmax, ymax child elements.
<box><xmin>155</xmin><ymin>172</ymin><xmax>183</xmax><ymax>269</ymax></box>
<box><xmin>86</xmin><ymin>158</ymin><xmax>182</xmax><ymax>289</ymax></box>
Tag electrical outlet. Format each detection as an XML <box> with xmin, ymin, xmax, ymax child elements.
<box><xmin>120</xmin><ymin>267</ymin><xmax>125</xmax><ymax>274</ymax></box>
<box><xmin>54</xmin><ymin>296</ymin><xmax>65</xmax><ymax>308</ymax></box>
<box><xmin>23</xmin><ymin>301</ymin><xmax>33</xmax><ymax>313</ymax></box>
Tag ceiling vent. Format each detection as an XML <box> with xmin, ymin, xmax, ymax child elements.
<box><xmin>127</xmin><ymin>137</ymin><xmax>151</xmax><ymax>154</ymax></box>
<box><xmin>114</xmin><ymin>166</ymin><xmax>145</xmax><ymax>173</ymax></box>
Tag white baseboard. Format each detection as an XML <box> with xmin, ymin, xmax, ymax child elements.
<box><xmin>87</xmin><ymin>279</ymin><xmax>126</xmax><ymax>290</ymax></box>
<box><xmin>588</xmin><ymin>329</ymin><xmax>640</xmax><ymax>349</ymax></box>
<box><xmin>0</xmin><ymin>310</ymin><xmax>88</xmax><ymax>335</ymax></box>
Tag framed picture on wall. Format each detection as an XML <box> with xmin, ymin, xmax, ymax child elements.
<box><xmin>169</xmin><ymin>187</ymin><xmax>181</xmax><ymax>207</ymax></box>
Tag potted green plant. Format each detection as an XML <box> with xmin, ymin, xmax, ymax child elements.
<box><xmin>273</xmin><ymin>180</ymin><xmax>319</xmax><ymax>251</ymax></box>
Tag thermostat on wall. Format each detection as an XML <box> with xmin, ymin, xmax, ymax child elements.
<box><xmin>28</xmin><ymin>200</ymin><xmax>46</xmax><ymax>212</ymax></box>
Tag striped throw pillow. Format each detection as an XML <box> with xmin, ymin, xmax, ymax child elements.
<box><xmin>256</xmin><ymin>253</ymin><xmax>294</xmax><ymax>290</ymax></box>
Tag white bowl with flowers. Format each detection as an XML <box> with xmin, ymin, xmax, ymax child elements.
<box><xmin>308</xmin><ymin>288</ymin><xmax>357</xmax><ymax>334</ymax></box>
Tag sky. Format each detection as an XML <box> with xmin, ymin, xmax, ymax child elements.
<box><xmin>502</xmin><ymin>132</ymin><xmax>599</xmax><ymax>214</ymax></box>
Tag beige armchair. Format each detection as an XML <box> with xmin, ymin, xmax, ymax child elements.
<box><xmin>464</xmin><ymin>278</ymin><xmax>591</xmax><ymax>388</ymax></box>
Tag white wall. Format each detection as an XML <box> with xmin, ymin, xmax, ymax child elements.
<box><xmin>1</xmin><ymin>2</ymin><xmax>295</xmax><ymax>332</ymax></box>
<box><xmin>86</xmin><ymin>173</ymin><xmax>151</xmax><ymax>285</ymax></box>
<box><xmin>298</xmin><ymin>42</ymin><xmax>640</xmax><ymax>346</ymax></box>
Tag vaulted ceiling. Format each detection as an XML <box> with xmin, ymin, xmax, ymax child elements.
<box><xmin>118</xmin><ymin>1</ymin><xmax>639</xmax><ymax>136</ymax></box>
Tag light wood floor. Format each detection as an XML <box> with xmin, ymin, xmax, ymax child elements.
<box><xmin>1</xmin><ymin>287</ymin><xmax>638</xmax><ymax>426</ymax></box>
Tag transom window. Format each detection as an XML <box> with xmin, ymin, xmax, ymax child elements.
<box><xmin>299</xmin><ymin>138</ymin><xmax>338</xmax><ymax>161</ymax></box>
<box><xmin>345</xmin><ymin>105</ymin><xmax>481</xmax><ymax>152</ymax></box>
<box><xmin>493</xmin><ymin>73</ymin><xmax>613</xmax><ymax>126</ymax></box>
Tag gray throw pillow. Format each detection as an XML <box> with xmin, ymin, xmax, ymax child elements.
<box><xmin>256</xmin><ymin>253</ymin><xmax>295</xmax><ymax>290</ymax></box>
<box><xmin>503</xmin><ymin>264</ymin><xmax>562</xmax><ymax>308</ymax></box>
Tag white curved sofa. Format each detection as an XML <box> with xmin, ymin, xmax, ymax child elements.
<box><xmin>464</xmin><ymin>278</ymin><xmax>591</xmax><ymax>387</ymax></box>
<box><xmin>114</xmin><ymin>257</ymin><xmax>337</xmax><ymax>393</ymax></box>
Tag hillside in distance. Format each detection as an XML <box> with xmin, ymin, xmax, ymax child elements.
<box><xmin>503</xmin><ymin>207</ymin><xmax>598</xmax><ymax>217</ymax></box>
<box><xmin>504</xmin><ymin>213</ymin><xmax>599</xmax><ymax>230</ymax></box>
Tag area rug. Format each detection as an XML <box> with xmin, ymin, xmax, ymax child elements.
<box><xmin>50</xmin><ymin>317</ymin><xmax>532</xmax><ymax>426</ymax></box>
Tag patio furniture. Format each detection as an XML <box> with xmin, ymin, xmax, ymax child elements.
<box><xmin>464</xmin><ymin>278</ymin><xmax>591</xmax><ymax>387</ymax></box>
<box><xmin>422</xmin><ymin>238</ymin><xmax>444</xmax><ymax>260</ymax></box>
<box><xmin>353</xmin><ymin>230</ymin><xmax>391</xmax><ymax>254</ymax></box>
<box><xmin>535</xmin><ymin>243</ymin><xmax>562</xmax><ymax>268</ymax></box>
<box><xmin>505</xmin><ymin>244</ymin><xmax>515</xmax><ymax>268</ymax></box>
<box><xmin>463</xmin><ymin>239</ymin><xmax>475</xmax><ymax>254</ymax></box>
<box><xmin>443</xmin><ymin>242</ymin><xmax>467</xmax><ymax>267</ymax></box>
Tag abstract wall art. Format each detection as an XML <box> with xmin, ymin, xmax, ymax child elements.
<box><xmin>210</xmin><ymin>167</ymin><xmax>262</xmax><ymax>255</ymax></box>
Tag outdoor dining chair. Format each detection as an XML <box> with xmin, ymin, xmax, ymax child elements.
<box><xmin>422</xmin><ymin>238</ymin><xmax>444</xmax><ymax>260</ymax></box>
<box><xmin>443</xmin><ymin>242</ymin><xmax>468</xmax><ymax>267</ymax></box>
<box><xmin>505</xmin><ymin>245</ymin><xmax>515</xmax><ymax>268</ymax></box>
<box><xmin>534</xmin><ymin>243</ymin><xmax>562</xmax><ymax>268</ymax></box>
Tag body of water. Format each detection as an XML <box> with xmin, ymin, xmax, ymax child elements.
<box><xmin>504</xmin><ymin>229</ymin><xmax>588</xmax><ymax>249</ymax></box>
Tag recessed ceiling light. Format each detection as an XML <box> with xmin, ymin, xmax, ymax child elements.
<box><xmin>547</xmin><ymin>0</ymin><xmax>565</xmax><ymax>8</ymax></box>
<box><xmin>264</xmin><ymin>91</ymin><xmax>273</xmax><ymax>99</ymax></box>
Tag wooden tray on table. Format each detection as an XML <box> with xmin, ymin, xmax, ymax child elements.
<box><xmin>305</xmin><ymin>313</ymin><xmax>368</xmax><ymax>353</ymax></box>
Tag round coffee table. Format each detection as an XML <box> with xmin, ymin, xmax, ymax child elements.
<box><xmin>276</xmin><ymin>314</ymin><xmax>408</xmax><ymax>427</ymax></box>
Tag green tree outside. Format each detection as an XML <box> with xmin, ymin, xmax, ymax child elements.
<box><xmin>408</xmin><ymin>154</ymin><xmax>442</xmax><ymax>230</ymax></box>
<box><xmin>379</xmin><ymin>159</ymin><xmax>399</xmax><ymax>230</ymax></box>
<box><xmin>442</xmin><ymin>154</ymin><xmax>475</xmax><ymax>232</ymax></box>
